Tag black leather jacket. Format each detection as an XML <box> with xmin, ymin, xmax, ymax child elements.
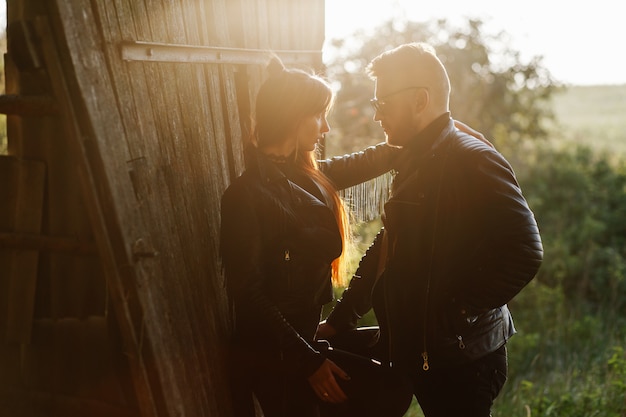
<box><xmin>220</xmin><ymin>143</ymin><xmax>400</xmax><ymax>377</ymax></box>
<box><xmin>327</xmin><ymin>117</ymin><xmax>544</xmax><ymax>371</ymax></box>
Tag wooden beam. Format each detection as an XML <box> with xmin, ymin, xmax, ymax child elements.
<box><xmin>0</xmin><ymin>94</ymin><xmax>59</xmax><ymax>116</ymax></box>
<box><xmin>0</xmin><ymin>232</ymin><xmax>97</xmax><ymax>255</ymax></box>
<box><xmin>0</xmin><ymin>156</ymin><xmax>46</xmax><ymax>344</ymax></box>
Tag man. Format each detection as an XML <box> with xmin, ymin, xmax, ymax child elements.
<box><xmin>316</xmin><ymin>42</ymin><xmax>543</xmax><ymax>416</ymax></box>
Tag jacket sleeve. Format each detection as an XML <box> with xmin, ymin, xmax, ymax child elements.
<box><xmin>326</xmin><ymin>228</ymin><xmax>385</xmax><ymax>332</ymax></box>
<box><xmin>318</xmin><ymin>142</ymin><xmax>402</xmax><ymax>190</ymax></box>
<box><xmin>220</xmin><ymin>184</ymin><xmax>325</xmax><ymax>377</ymax></box>
<box><xmin>452</xmin><ymin>140</ymin><xmax>543</xmax><ymax>313</ymax></box>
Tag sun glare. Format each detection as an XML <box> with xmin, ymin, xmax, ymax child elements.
<box><xmin>324</xmin><ymin>0</ymin><xmax>626</xmax><ymax>86</ymax></box>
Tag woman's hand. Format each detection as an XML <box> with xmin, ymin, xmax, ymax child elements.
<box><xmin>307</xmin><ymin>359</ymin><xmax>350</xmax><ymax>403</ymax></box>
<box><xmin>454</xmin><ymin>119</ymin><xmax>494</xmax><ymax>149</ymax></box>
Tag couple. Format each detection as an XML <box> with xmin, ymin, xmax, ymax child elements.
<box><xmin>220</xmin><ymin>42</ymin><xmax>543</xmax><ymax>417</ymax></box>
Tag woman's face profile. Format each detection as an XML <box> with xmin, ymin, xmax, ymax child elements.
<box><xmin>295</xmin><ymin>112</ymin><xmax>331</xmax><ymax>152</ymax></box>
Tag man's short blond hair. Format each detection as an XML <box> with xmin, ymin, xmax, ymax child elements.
<box><xmin>367</xmin><ymin>42</ymin><xmax>450</xmax><ymax>111</ymax></box>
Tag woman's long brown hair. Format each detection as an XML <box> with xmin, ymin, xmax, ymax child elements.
<box><xmin>253</xmin><ymin>57</ymin><xmax>350</xmax><ymax>287</ymax></box>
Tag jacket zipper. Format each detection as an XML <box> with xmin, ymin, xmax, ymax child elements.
<box><xmin>421</xmin><ymin>151</ymin><xmax>449</xmax><ymax>371</ymax></box>
<box><xmin>374</xmin><ymin>229</ymin><xmax>394</xmax><ymax>368</ymax></box>
<box><xmin>457</xmin><ymin>335</ymin><xmax>466</xmax><ymax>349</ymax></box>
<box><xmin>382</xmin><ymin>263</ymin><xmax>394</xmax><ymax>368</ymax></box>
<box><xmin>284</xmin><ymin>249</ymin><xmax>291</xmax><ymax>289</ymax></box>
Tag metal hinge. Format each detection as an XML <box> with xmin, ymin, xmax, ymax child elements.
<box><xmin>120</xmin><ymin>40</ymin><xmax>321</xmax><ymax>66</ymax></box>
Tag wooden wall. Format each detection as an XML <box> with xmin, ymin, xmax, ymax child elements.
<box><xmin>0</xmin><ymin>0</ymin><xmax>325</xmax><ymax>416</ymax></box>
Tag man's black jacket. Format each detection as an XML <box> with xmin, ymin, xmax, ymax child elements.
<box><xmin>327</xmin><ymin>117</ymin><xmax>544</xmax><ymax>371</ymax></box>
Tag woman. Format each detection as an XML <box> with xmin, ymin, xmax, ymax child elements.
<box><xmin>220</xmin><ymin>57</ymin><xmax>410</xmax><ymax>417</ymax></box>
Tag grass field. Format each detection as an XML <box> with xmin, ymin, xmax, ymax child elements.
<box><xmin>550</xmin><ymin>84</ymin><xmax>626</xmax><ymax>154</ymax></box>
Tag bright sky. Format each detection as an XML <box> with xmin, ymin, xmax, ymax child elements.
<box><xmin>2</xmin><ymin>3</ymin><xmax>622</xmax><ymax>86</ymax></box>
<box><xmin>325</xmin><ymin>0</ymin><xmax>626</xmax><ymax>86</ymax></box>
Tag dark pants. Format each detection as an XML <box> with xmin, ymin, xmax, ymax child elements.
<box><xmin>229</xmin><ymin>334</ymin><xmax>413</xmax><ymax>417</ymax></box>
<box><xmin>228</xmin><ymin>345</ymin><xmax>321</xmax><ymax>417</ymax></box>
<box><xmin>319</xmin><ymin>328</ymin><xmax>413</xmax><ymax>417</ymax></box>
<box><xmin>410</xmin><ymin>345</ymin><xmax>508</xmax><ymax>417</ymax></box>
<box><xmin>251</xmin><ymin>371</ymin><xmax>319</xmax><ymax>417</ymax></box>
<box><xmin>320</xmin><ymin>347</ymin><xmax>413</xmax><ymax>417</ymax></box>
<box><xmin>328</xmin><ymin>329</ymin><xmax>508</xmax><ymax>417</ymax></box>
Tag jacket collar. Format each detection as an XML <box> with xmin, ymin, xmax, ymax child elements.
<box><xmin>390</xmin><ymin>116</ymin><xmax>456</xmax><ymax>199</ymax></box>
<box><xmin>244</xmin><ymin>145</ymin><xmax>289</xmax><ymax>184</ymax></box>
<box><xmin>430</xmin><ymin>116</ymin><xmax>457</xmax><ymax>156</ymax></box>
<box><xmin>394</xmin><ymin>114</ymin><xmax>453</xmax><ymax>176</ymax></box>
<box><xmin>404</xmin><ymin>112</ymin><xmax>453</xmax><ymax>157</ymax></box>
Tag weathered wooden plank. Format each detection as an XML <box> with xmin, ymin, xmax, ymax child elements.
<box><xmin>142</xmin><ymin>7</ymin><xmax>206</xmax><ymax>414</ymax></box>
<box><xmin>20</xmin><ymin>317</ymin><xmax>140</xmax><ymax>416</ymax></box>
<box><xmin>155</xmin><ymin>2</ymin><xmax>218</xmax><ymax>413</ymax></box>
<box><xmin>110</xmin><ymin>0</ymin><xmax>183</xmax><ymax>261</ymax></box>
<box><xmin>78</xmin><ymin>1</ymin><xmax>234</xmax><ymax>416</ymax></box>
<box><xmin>233</xmin><ymin>0</ymin><xmax>265</xmax><ymax>162</ymax></box>
<box><xmin>0</xmin><ymin>232</ymin><xmax>97</xmax><ymax>255</ymax></box>
<box><xmin>116</xmin><ymin>14</ymin><xmax>215</xmax><ymax>406</ymax></box>
<box><xmin>242</xmin><ymin>0</ymin><xmax>270</xmax><ymax>49</ymax></box>
<box><xmin>177</xmin><ymin>5</ymin><xmax>236</xmax><ymax>412</ymax></box>
<box><xmin>0</xmin><ymin>155</ymin><xmax>46</xmax><ymax>344</ymax></box>
<box><xmin>35</xmin><ymin>7</ymin><xmax>161</xmax><ymax>417</ymax></box>
<box><xmin>294</xmin><ymin>0</ymin><xmax>326</xmax><ymax>52</ymax></box>
<box><xmin>3</xmin><ymin>2</ymin><xmax>104</xmax><ymax>323</ymax></box>
<box><xmin>94</xmin><ymin>1</ymin><xmax>209</xmax><ymax>414</ymax></box>
<box><xmin>198</xmin><ymin>0</ymin><xmax>243</xmax><ymax>323</ymax></box>
<box><xmin>209</xmin><ymin>0</ymin><xmax>246</xmax><ymax>179</ymax></box>
<box><xmin>0</xmin><ymin>94</ymin><xmax>59</xmax><ymax>116</ymax></box>
<box><xmin>215</xmin><ymin>3</ymin><xmax>249</xmax><ymax>180</ymax></box>
<box><xmin>91</xmin><ymin>1</ymin><xmax>145</xmax><ymax>159</ymax></box>
<box><xmin>187</xmin><ymin>6</ymin><xmax>242</xmax><ymax>384</ymax></box>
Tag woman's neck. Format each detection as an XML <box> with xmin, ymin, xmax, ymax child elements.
<box><xmin>259</xmin><ymin>142</ymin><xmax>296</xmax><ymax>160</ymax></box>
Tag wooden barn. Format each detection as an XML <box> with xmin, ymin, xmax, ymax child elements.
<box><xmin>0</xmin><ymin>0</ymin><xmax>326</xmax><ymax>416</ymax></box>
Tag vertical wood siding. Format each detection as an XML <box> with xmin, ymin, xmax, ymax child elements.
<box><xmin>1</xmin><ymin>0</ymin><xmax>325</xmax><ymax>416</ymax></box>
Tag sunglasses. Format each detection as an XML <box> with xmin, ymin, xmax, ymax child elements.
<box><xmin>370</xmin><ymin>86</ymin><xmax>428</xmax><ymax>113</ymax></box>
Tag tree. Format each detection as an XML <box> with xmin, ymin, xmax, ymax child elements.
<box><xmin>521</xmin><ymin>144</ymin><xmax>626</xmax><ymax>314</ymax></box>
<box><xmin>322</xmin><ymin>18</ymin><xmax>560</xmax><ymax>157</ymax></box>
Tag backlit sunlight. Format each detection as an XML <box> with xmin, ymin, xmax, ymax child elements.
<box><xmin>325</xmin><ymin>0</ymin><xmax>626</xmax><ymax>86</ymax></box>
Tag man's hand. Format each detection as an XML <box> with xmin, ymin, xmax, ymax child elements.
<box><xmin>454</xmin><ymin>119</ymin><xmax>494</xmax><ymax>149</ymax></box>
<box><xmin>307</xmin><ymin>359</ymin><xmax>350</xmax><ymax>403</ymax></box>
<box><xmin>315</xmin><ymin>321</ymin><xmax>338</xmax><ymax>340</ymax></box>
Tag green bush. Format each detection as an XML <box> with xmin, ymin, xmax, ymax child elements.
<box><xmin>492</xmin><ymin>141</ymin><xmax>626</xmax><ymax>416</ymax></box>
<box><xmin>520</xmin><ymin>143</ymin><xmax>626</xmax><ymax>314</ymax></box>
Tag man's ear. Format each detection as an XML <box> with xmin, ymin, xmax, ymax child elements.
<box><xmin>414</xmin><ymin>88</ymin><xmax>429</xmax><ymax>112</ymax></box>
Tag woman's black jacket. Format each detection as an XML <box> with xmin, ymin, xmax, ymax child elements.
<box><xmin>220</xmin><ymin>144</ymin><xmax>399</xmax><ymax>377</ymax></box>
<box><xmin>327</xmin><ymin>118</ymin><xmax>544</xmax><ymax>371</ymax></box>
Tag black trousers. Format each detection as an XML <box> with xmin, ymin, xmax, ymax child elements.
<box><xmin>326</xmin><ymin>328</ymin><xmax>508</xmax><ymax>417</ymax></box>
<box><xmin>320</xmin><ymin>347</ymin><xmax>413</xmax><ymax>417</ymax></box>
<box><xmin>410</xmin><ymin>345</ymin><xmax>508</xmax><ymax>417</ymax></box>
<box><xmin>228</xmin><ymin>345</ymin><xmax>320</xmax><ymax>417</ymax></box>
<box><xmin>228</xmin><ymin>335</ymin><xmax>413</xmax><ymax>417</ymax></box>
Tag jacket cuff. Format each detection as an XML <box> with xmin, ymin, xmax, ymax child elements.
<box><xmin>326</xmin><ymin>299</ymin><xmax>359</xmax><ymax>333</ymax></box>
<box><xmin>298</xmin><ymin>347</ymin><xmax>327</xmax><ymax>378</ymax></box>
